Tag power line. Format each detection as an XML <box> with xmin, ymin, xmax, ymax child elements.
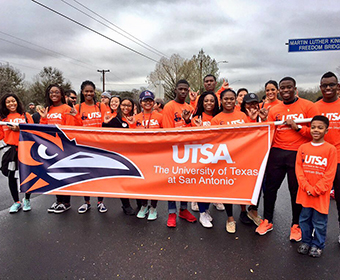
<box><xmin>60</xmin><ymin>0</ymin><xmax>167</xmax><ymax>58</ymax></box>
<box><xmin>31</xmin><ymin>0</ymin><xmax>159</xmax><ymax>63</ymax></box>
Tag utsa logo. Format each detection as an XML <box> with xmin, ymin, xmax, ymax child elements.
<box><xmin>304</xmin><ymin>155</ymin><xmax>327</xmax><ymax>167</ymax></box>
<box><xmin>18</xmin><ymin>125</ymin><xmax>143</xmax><ymax>193</ymax></box>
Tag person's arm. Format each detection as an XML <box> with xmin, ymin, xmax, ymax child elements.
<box><xmin>295</xmin><ymin>147</ymin><xmax>312</xmax><ymax>192</ymax></box>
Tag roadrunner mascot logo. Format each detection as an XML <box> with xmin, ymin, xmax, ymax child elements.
<box><xmin>18</xmin><ymin>124</ymin><xmax>143</xmax><ymax>193</ymax></box>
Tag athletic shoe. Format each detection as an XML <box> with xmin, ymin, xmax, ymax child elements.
<box><xmin>255</xmin><ymin>219</ymin><xmax>273</xmax><ymax>235</ymax></box>
<box><xmin>199</xmin><ymin>212</ymin><xmax>213</xmax><ymax>228</ymax></box>
<box><xmin>167</xmin><ymin>213</ymin><xmax>177</xmax><ymax>227</ymax></box>
<box><xmin>22</xmin><ymin>198</ymin><xmax>31</xmax><ymax>212</ymax></box>
<box><xmin>9</xmin><ymin>202</ymin><xmax>22</xmax><ymax>213</ymax></box>
<box><xmin>122</xmin><ymin>205</ymin><xmax>135</xmax><ymax>215</ymax></box>
<box><xmin>179</xmin><ymin>209</ymin><xmax>197</xmax><ymax>223</ymax></box>
<box><xmin>297</xmin><ymin>243</ymin><xmax>310</xmax><ymax>255</ymax></box>
<box><xmin>309</xmin><ymin>246</ymin><xmax>322</xmax><ymax>258</ymax></box>
<box><xmin>78</xmin><ymin>203</ymin><xmax>91</xmax><ymax>214</ymax></box>
<box><xmin>290</xmin><ymin>224</ymin><xmax>302</xmax><ymax>242</ymax></box>
<box><xmin>191</xmin><ymin>202</ymin><xmax>199</xmax><ymax>212</ymax></box>
<box><xmin>205</xmin><ymin>210</ymin><xmax>213</xmax><ymax>222</ymax></box>
<box><xmin>54</xmin><ymin>203</ymin><xmax>71</xmax><ymax>214</ymax></box>
<box><xmin>330</xmin><ymin>189</ymin><xmax>335</xmax><ymax>200</ymax></box>
<box><xmin>147</xmin><ymin>207</ymin><xmax>157</xmax><ymax>221</ymax></box>
<box><xmin>48</xmin><ymin>202</ymin><xmax>58</xmax><ymax>213</ymax></box>
<box><xmin>137</xmin><ymin>206</ymin><xmax>148</xmax><ymax>219</ymax></box>
<box><xmin>226</xmin><ymin>220</ymin><xmax>236</xmax><ymax>234</ymax></box>
<box><xmin>247</xmin><ymin>210</ymin><xmax>262</xmax><ymax>226</ymax></box>
<box><xmin>239</xmin><ymin>211</ymin><xmax>252</xmax><ymax>224</ymax></box>
<box><xmin>97</xmin><ymin>202</ymin><xmax>107</xmax><ymax>213</ymax></box>
<box><xmin>213</xmin><ymin>203</ymin><xmax>225</xmax><ymax>211</ymax></box>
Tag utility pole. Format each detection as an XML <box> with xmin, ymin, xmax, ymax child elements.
<box><xmin>97</xmin><ymin>69</ymin><xmax>110</xmax><ymax>92</ymax></box>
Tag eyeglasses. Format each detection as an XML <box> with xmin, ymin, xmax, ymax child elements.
<box><xmin>69</xmin><ymin>97</ymin><xmax>77</xmax><ymax>100</ymax></box>
<box><xmin>121</xmin><ymin>104</ymin><xmax>132</xmax><ymax>108</ymax></box>
<box><xmin>49</xmin><ymin>91</ymin><xmax>61</xmax><ymax>94</ymax></box>
<box><xmin>320</xmin><ymin>83</ymin><xmax>337</xmax><ymax>89</ymax></box>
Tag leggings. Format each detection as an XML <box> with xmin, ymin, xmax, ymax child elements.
<box><xmin>223</xmin><ymin>204</ymin><xmax>233</xmax><ymax>217</ymax></box>
<box><xmin>9</xmin><ymin>171</ymin><xmax>30</xmax><ymax>202</ymax></box>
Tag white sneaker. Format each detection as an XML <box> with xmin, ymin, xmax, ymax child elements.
<box><xmin>213</xmin><ymin>203</ymin><xmax>225</xmax><ymax>211</ymax></box>
<box><xmin>205</xmin><ymin>210</ymin><xmax>213</xmax><ymax>222</ymax></box>
<box><xmin>191</xmin><ymin>202</ymin><xmax>199</xmax><ymax>212</ymax></box>
<box><xmin>199</xmin><ymin>212</ymin><xmax>213</xmax><ymax>228</ymax></box>
<box><xmin>226</xmin><ymin>220</ymin><xmax>236</xmax><ymax>234</ymax></box>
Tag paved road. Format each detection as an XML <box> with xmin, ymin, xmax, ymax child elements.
<box><xmin>0</xmin><ymin>174</ymin><xmax>339</xmax><ymax>279</ymax></box>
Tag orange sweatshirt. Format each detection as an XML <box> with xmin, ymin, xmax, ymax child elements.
<box><xmin>191</xmin><ymin>112</ymin><xmax>214</xmax><ymax>127</ymax></box>
<box><xmin>315</xmin><ymin>98</ymin><xmax>340</xmax><ymax>163</ymax></box>
<box><xmin>267</xmin><ymin>97</ymin><xmax>319</xmax><ymax>151</ymax></box>
<box><xmin>135</xmin><ymin>111</ymin><xmax>163</xmax><ymax>128</ymax></box>
<box><xmin>296</xmin><ymin>141</ymin><xmax>337</xmax><ymax>214</ymax></box>
<box><xmin>0</xmin><ymin>112</ymin><xmax>33</xmax><ymax>146</ymax></box>
<box><xmin>162</xmin><ymin>100</ymin><xmax>193</xmax><ymax>128</ymax></box>
<box><xmin>74</xmin><ymin>102</ymin><xmax>107</xmax><ymax>127</ymax></box>
<box><xmin>260</xmin><ymin>99</ymin><xmax>282</xmax><ymax>109</ymax></box>
<box><xmin>211</xmin><ymin>110</ymin><xmax>248</xmax><ymax>126</ymax></box>
<box><xmin>39</xmin><ymin>104</ymin><xmax>76</xmax><ymax>125</ymax></box>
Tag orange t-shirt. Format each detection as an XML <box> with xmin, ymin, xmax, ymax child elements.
<box><xmin>267</xmin><ymin>97</ymin><xmax>319</xmax><ymax>151</ymax></box>
<box><xmin>211</xmin><ymin>110</ymin><xmax>248</xmax><ymax>126</ymax></box>
<box><xmin>296</xmin><ymin>141</ymin><xmax>337</xmax><ymax>214</ymax></box>
<box><xmin>74</xmin><ymin>102</ymin><xmax>107</xmax><ymax>127</ymax></box>
<box><xmin>191</xmin><ymin>112</ymin><xmax>214</xmax><ymax>127</ymax></box>
<box><xmin>0</xmin><ymin>112</ymin><xmax>33</xmax><ymax>146</ymax></box>
<box><xmin>260</xmin><ymin>99</ymin><xmax>282</xmax><ymax>109</ymax></box>
<box><xmin>315</xmin><ymin>98</ymin><xmax>340</xmax><ymax>163</ymax></box>
<box><xmin>135</xmin><ymin>111</ymin><xmax>163</xmax><ymax>129</ymax></box>
<box><xmin>162</xmin><ymin>100</ymin><xmax>193</xmax><ymax>128</ymax></box>
<box><xmin>39</xmin><ymin>104</ymin><xmax>76</xmax><ymax>125</ymax></box>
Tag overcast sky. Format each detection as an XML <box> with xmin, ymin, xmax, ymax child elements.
<box><xmin>1</xmin><ymin>0</ymin><xmax>340</xmax><ymax>95</ymax></box>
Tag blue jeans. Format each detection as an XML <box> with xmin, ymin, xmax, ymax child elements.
<box><xmin>299</xmin><ymin>207</ymin><xmax>328</xmax><ymax>249</ymax></box>
<box><xmin>198</xmin><ymin>202</ymin><xmax>210</xmax><ymax>213</ymax></box>
<box><xmin>168</xmin><ymin>201</ymin><xmax>187</xmax><ymax>214</ymax></box>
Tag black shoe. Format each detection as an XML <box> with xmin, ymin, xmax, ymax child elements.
<box><xmin>297</xmin><ymin>243</ymin><xmax>310</xmax><ymax>255</ymax></box>
<box><xmin>309</xmin><ymin>246</ymin><xmax>322</xmax><ymax>258</ymax></box>
<box><xmin>239</xmin><ymin>211</ymin><xmax>252</xmax><ymax>224</ymax></box>
<box><xmin>122</xmin><ymin>206</ymin><xmax>135</xmax><ymax>215</ymax></box>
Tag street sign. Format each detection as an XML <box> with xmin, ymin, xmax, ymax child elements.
<box><xmin>288</xmin><ymin>36</ymin><xmax>340</xmax><ymax>52</ymax></box>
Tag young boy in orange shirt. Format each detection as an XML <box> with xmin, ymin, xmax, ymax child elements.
<box><xmin>296</xmin><ymin>115</ymin><xmax>337</xmax><ymax>257</ymax></box>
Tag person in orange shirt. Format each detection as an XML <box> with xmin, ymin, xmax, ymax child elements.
<box><xmin>38</xmin><ymin>84</ymin><xmax>77</xmax><ymax>213</ymax></box>
<box><xmin>296</xmin><ymin>115</ymin><xmax>337</xmax><ymax>257</ymax></box>
<box><xmin>75</xmin><ymin>80</ymin><xmax>108</xmax><ymax>214</ymax></box>
<box><xmin>0</xmin><ymin>93</ymin><xmax>34</xmax><ymax>213</ymax></box>
<box><xmin>211</xmin><ymin>89</ymin><xmax>248</xmax><ymax>233</ymax></box>
<box><xmin>260</xmin><ymin>80</ymin><xmax>282</xmax><ymax>109</ymax></box>
<box><xmin>256</xmin><ymin>77</ymin><xmax>319</xmax><ymax>241</ymax></box>
<box><xmin>235</xmin><ymin>88</ymin><xmax>248</xmax><ymax>111</ymax></box>
<box><xmin>101</xmin><ymin>92</ymin><xmax>111</xmax><ymax>112</ymax></box>
<box><xmin>162</xmin><ymin>79</ymin><xmax>197</xmax><ymax>227</ymax></box>
<box><xmin>315</xmin><ymin>71</ymin><xmax>340</xmax><ymax>245</ymax></box>
<box><xmin>190</xmin><ymin>91</ymin><xmax>220</xmax><ymax>228</ymax></box>
<box><xmin>153</xmin><ymin>98</ymin><xmax>164</xmax><ymax>114</ymax></box>
<box><xmin>134</xmin><ymin>90</ymin><xmax>163</xmax><ymax>220</ymax></box>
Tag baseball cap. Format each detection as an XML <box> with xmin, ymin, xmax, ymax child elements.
<box><xmin>28</xmin><ymin>102</ymin><xmax>35</xmax><ymax>106</ymax></box>
<box><xmin>243</xmin><ymin>93</ymin><xmax>259</xmax><ymax>103</ymax></box>
<box><xmin>101</xmin><ymin>92</ymin><xmax>111</xmax><ymax>98</ymax></box>
<box><xmin>139</xmin><ymin>90</ymin><xmax>155</xmax><ymax>101</ymax></box>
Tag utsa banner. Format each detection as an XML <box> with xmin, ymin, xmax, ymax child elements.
<box><xmin>18</xmin><ymin>123</ymin><xmax>274</xmax><ymax>205</ymax></box>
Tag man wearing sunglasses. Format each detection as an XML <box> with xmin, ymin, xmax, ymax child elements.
<box><xmin>65</xmin><ymin>89</ymin><xmax>78</xmax><ymax>106</ymax></box>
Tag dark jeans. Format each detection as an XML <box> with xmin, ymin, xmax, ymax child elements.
<box><xmin>198</xmin><ymin>202</ymin><xmax>210</xmax><ymax>213</ymax></box>
<box><xmin>299</xmin><ymin>207</ymin><xmax>328</xmax><ymax>249</ymax></box>
<box><xmin>333</xmin><ymin>164</ymin><xmax>340</xmax><ymax>227</ymax></box>
<box><xmin>263</xmin><ymin>147</ymin><xmax>302</xmax><ymax>224</ymax></box>
<box><xmin>168</xmin><ymin>201</ymin><xmax>187</xmax><ymax>214</ymax></box>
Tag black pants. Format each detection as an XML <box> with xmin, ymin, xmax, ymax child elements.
<box><xmin>56</xmin><ymin>195</ymin><xmax>71</xmax><ymax>204</ymax></box>
<box><xmin>84</xmin><ymin>196</ymin><xmax>104</xmax><ymax>203</ymax></box>
<box><xmin>224</xmin><ymin>204</ymin><xmax>233</xmax><ymax>217</ymax></box>
<box><xmin>263</xmin><ymin>147</ymin><xmax>302</xmax><ymax>225</ymax></box>
<box><xmin>333</xmin><ymin>164</ymin><xmax>340</xmax><ymax>227</ymax></box>
<box><xmin>139</xmin><ymin>199</ymin><xmax>158</xmax><ymax>208</ymax></box>
<box><xmin>9</xmin><ymin>171</ymin><xmax>30</xmax><ymax>202</ymax></box>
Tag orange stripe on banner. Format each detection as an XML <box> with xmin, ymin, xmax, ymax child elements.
<box><xmin>20</xmin><ymin>172</ymin><xmax>37</xmax><ymax>186</ymax></box>
<box><xmin>27</xmin><ymin>178</ymin><xmax>49</xmax><ymax>192</ymax></box>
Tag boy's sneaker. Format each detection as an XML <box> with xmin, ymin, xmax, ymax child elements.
<box><xmin>199</xmin><ymin>212</ymin><xmax>213</xmax><ymax>228</ymax></box>
<box><xmin>54</xmin><ymin>203</ymin><xmax>71</xmax><ymax>214</ymax></box>
<box><xmin>179</xmin><ymin>209</ymin><xmax>197</xmax><ymax>223</ymax></box>
<box><xmin>226</xmin><ymin>220</ymin><xmax>237</xmax><ymax>234</ymax></box>
<box><xmin>9</xmin><ymin>202</ymin><xmax>22</xmax><ymax>213</ymax></box>
<box><xmin>247</xmin><ymin>210</ymin><xmax>262</xmax><ymax>226</ymax></box>
<box><xmin>137</xmin><ymin>206</ymin><xmax>148</xmax><ymax>218</ymax></box>
<box><xmin>191</xmin><ymin>202</ymin><xmax>199</xmax><ymax>212</ymax></box>
<box><xmin>255</xmin><ymin>219</ymin><xmax>273</xmax><ymax>235</ymax></box>
<box><xmin>22</xmin><ymin>198</ymin><xmax>31</xmax><ymax>212</ymax></box>
<box><xmin>309</xmin><ymin>246</ymin><xmax>322</xmax><ymax>258</ymax></box>
<box><xmin>167</xmin><ymin>213</ymin><xmax>177</xmax><ymax>227</ymax></box>
<box><xmin>78</xmin><ymin>203</ymin><xmax>91</xmax><ymax>214</ymax></box>
<box><xmin>213</xmin><ymin>203</ymin><xmax>225</xmax><ymax>211</ymax></box>
<box><xmin>239</xmin><ymin>211</ymin><xmax>252</xmax><ymax>224</ymax></box>
<box><xmin>48</xmin><ymin>202</ymin><xmax>59</xmax><ymax>213</ymax></box>
<box><xmin>97</xmin><ymin>202</ymin><xmax>107</xmax><ymax>213</ymax></box>
<box><xmin>147</xmin><ymin>207</ymin><xmax>157</xmax><ymax>220</ymax></box>
<box><xmin>290</xmin><ymin>224</ymin><xmax>302</xmax><ymax>242</ymax></box>
<box><xmin>297</xmin><ymin>243</ymin><xmax>310</xmax><ymax>255</ymax></box>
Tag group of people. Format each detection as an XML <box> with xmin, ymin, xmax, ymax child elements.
<box><xmin>0</xmin><ymin>71</ymin><xmax>339</xmax><ymax>258</ymax></box>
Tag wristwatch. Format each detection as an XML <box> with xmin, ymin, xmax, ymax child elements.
<box><xmin>296</xmin><ymin>125</ymin><xmax>302</xmax><ymax>132</ymax></box>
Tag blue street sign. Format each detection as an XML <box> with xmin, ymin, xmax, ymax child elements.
<box><xmin>288</xmin><ymin>36</ymin><xmax>340</xmax><ymax>52</ymax></box>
